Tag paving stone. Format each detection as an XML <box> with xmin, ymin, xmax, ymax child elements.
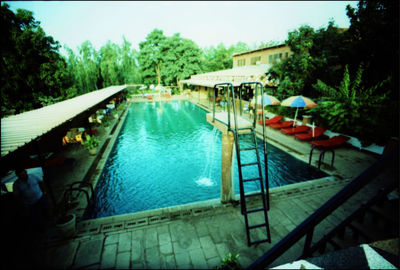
<box><xmin>173</xmin><ymin>236</ymin><xmax>201</xmax><ymax>254</ymax></box>
<box><xmin>100</xmin><ymin>243</ymin><xmax>117</xmax><ymax>269</ymax></box>
<box><xmin>160</xmin><ymin>242</ymin><xmax>173</xmax><ymax>255</ymax></box>
<box><xmin>131</xmin><ymin>238</ymin><xmax>144</xmax><ymax>262</ymax></box>
<box><xmin>145</xmin><ymin>246</ymin><xmax>161</xmax><ymax>269</ymax></box>
<box><xmin>116</xmin><ymin>251</ymin><xmax>130</xmax><ymax>269</ymax></box>
<box><xmin>132</xmin><ymin>228</ymin><xmax>144</xmax><ymax>241</ymax></box>
<box><xmin>73</xmin><ymin>239</ymin><xmax>104</xmax><ymax>269</ymax></box>
<box><xmin>216</xmin><ymin>242</ymin><xmax>230</xmax><ymax>258</ymax></box>
<box><xmin>189</xmin><ymin>248</ymin><xmax>208</xmax><ymax>269</ymax></box>
<box><xmin>104</xmin><ymin>233</ymin><xmax>119</xmax><ymax>245</ymax></box>
<box><xmin>159</xmin><ymin>232</ymin><xmax>172</xmax><ymax>245</ymax></box>
<box><xmin>118</xmin><ymin>231</ymin><xmax>132</xmax><ymax>252</ymax></box>
<box><xmin>175</xmin><ymin>251</ymin><xmax>192</xmax><ymax>269</ymax></box>
<box><xmin>199</xmin><ymin>235</ymin><xmax>219</xmax><ymax>259</ymax></box>
<box><xmin>44</xmin><ymin>241</ymin><xmax>79</xmax><ymax>269</ymax></box>
<box><xmin>160</xmin><ymin>254</ymin><xmax>177</xmax><ymax>269</ymax></box>
<box><xmin>131</xmin><ymin>262</ymin><xmax>145</xmax><ymax>269</ymax></box>
<box><xmin>207</xmin><ymin>256</ymin><xmax>222</xmax><ymax>269</ymax></box>
<box><xmin>195</xmin><ymin>221</ymin><xmax>209</xmax><ymax>237</ymax></box>
<box><xmin>156</xmin><ymin>224</ymin><xmax>170</xmax><ymax>234</ymax></box>
<box><xmin>144</xmin><ymin>227</ymin><xmax>158</xmax><ymax>248</ymax></box>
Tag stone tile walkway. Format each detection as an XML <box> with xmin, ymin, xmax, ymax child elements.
<box><xmin>32</xmin><ymin>175</ymin><xmax>388</xmax><ymax>269</ymax></box>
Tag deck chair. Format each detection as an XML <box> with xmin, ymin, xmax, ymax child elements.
<box><xmin>310</xmin><ymin>135</ymin><xmax>350</xmax><ymax>148</ymax></box>
<box><xmin>309</xmin><ymin>135</ymin><xmax>350</xmax><ymax>169</ymax></box>
<box><xmin>281</xmin><ymin>125</ymin><xmax>310</xmax><ymax>135</ymax></box>
<box><xmin>269</xmin><ymin>121</ymin><xmax>295</xmax><ymax>129</ymax></box>
<box><xmin>294</xmin><ymin>127</ymin><xmax>326</xmax><ymax>141</ymax></box>
<box><xmin>258</xmin><ymin>115</ymin><xmax>283</xmax><ymax>126</ymax></box>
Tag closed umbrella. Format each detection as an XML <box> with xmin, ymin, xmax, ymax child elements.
<box><xmin>281</xmin><ymin>95</ymin><xmax>317</xmax><ymax>127</ymax></box>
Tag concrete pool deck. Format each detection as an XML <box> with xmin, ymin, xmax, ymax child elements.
<box><xmin>9</xmin><ymin>95</ymin><xmax>387</xmax><ymax>269</ymax></box>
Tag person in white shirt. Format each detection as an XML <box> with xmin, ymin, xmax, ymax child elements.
<box><xmin>13</xmin><ymin>166</ymin><xmax>51</xmax><ymax>230</ymax></box>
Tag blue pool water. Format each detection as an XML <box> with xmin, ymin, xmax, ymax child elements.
<box><xmin>84</xmin><ymin>100</ymin><xmax>327</xmax><ymax>219</ymax></box>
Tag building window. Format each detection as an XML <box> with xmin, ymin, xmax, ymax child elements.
<box><xmin>268</xmin><ymin>55</ymin><xmax>273</xmax><ymax>63</ymax></box>
<box><xmin>250</xmin><ymin>56</ymin><xmax>261</xmax><ymax>65</ymax></box>
<box><xmin>285</xmin><ymin>52</ymin><xmax>289</xmax><ymax>58</ymax></box>
<box><xmin>237</xmin><ymin>59</ymin><xmax>246</xmax><ymax>66</ymax></box>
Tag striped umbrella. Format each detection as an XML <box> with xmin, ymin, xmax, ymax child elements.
<box><xmin>250</xmin><ymin>94</ymin><xmax>281</xmax><ymax>106</ymax></box>
<box><xmin>281</xmin><ymin>95</ymin><xmax>317</xmax><ymax>126</ymax></box>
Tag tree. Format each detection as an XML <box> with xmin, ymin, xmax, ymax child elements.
<box><xmin>310</xmin><ymin>63</ymin><xmax>393</xmax><ymax>146</ymax></box>
<box><xmin>161</xmin><ymin>34</ymin><xmax>202</xmax><ymax>86</ymax></box>
<box><xmin>0</xmin><ymin>3</ymin><xmax>71</xmax><ymax>115</ymax></box>
<box><xmin>344</xmin><ymin>0</ymin><xmax>399</xmax><ymax>96</ymax></box>
<box><xmin>138</xmin><ymin>29</ymin><xmax>168</xmax><ymax>85</ymax></box>
<box><xmin>201</xmin><ymin>43</ymin><xmax>233</xmax><ymax>72</ymax></box>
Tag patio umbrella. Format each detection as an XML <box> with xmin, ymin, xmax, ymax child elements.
<box><xmin>250</xmin><ymin>94</ymin><xmax>280</xmax><ymax>121</ymax></box>
<box><xmin>250</xmin><ymin>94</ymin><xmax>281</xmax><ymax>106</ymax></box>
<box><xmin>281</xmin><ymin>95</ymin><xmax>317</xmax><ymax>127</ymax></box>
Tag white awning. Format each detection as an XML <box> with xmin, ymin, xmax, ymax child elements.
<box><xmin>1</xmin><ymin>85</ymin><xmax>127</xmax><ymax>157</ymax></box>
<box><xmin>180</xmin><ymin>64</ymin><xmax>272</xmax><ymax>87</ymax></box>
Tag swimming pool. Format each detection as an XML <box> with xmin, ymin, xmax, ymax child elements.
<box><xmin>84</xmin><ymin>100</ymin><xmax>327</xmax><ymax>219</ymax></box>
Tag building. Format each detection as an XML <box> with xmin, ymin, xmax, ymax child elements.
<box><xmin>180</xmin><ymin>44</ymin><xmax>292</xmax><ymax>101</ymax></box>
<box><xmin>233</xmin><ymin>44</ymin><xmax>292</xmax><ymax>67</ymax></box>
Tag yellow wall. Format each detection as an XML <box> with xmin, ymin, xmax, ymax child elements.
<box><xmin>233</xmin><ymin>46</ymin><xmax>292</xmax><ymax>67</ymax></box>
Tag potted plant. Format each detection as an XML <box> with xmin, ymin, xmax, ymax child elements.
<box><xmin>55</xmin><ymin>199</ymin><xmax>76</xmax><ymax>238</ymax></box>
<box><xmin>102</xmin><ymin>118</ymin><xmax>111</xmax><ymax>131</ymax></box>
<box><xmin>81</xmin><ymin>134</ymin><xmax>100</xmax><ymax>155</ymax></box>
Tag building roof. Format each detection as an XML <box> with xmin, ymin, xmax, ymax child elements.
<box><xmin>232</xmin><ymin>44</ymin><xmax>287</xmax><ymax>57</ymax></box>
<box><xmin>180</xmin><ymin>64</ymin><xmax>272</xmax><ymax>88</ymax></box>
<box><xmin>1</xmin><ymin>85</ymin><xmax>127</xmax><ymax>157</ymax></box>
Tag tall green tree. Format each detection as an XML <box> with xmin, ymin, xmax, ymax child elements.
<box><xmin>344</xmin><ymin>0</ymin><xmax>399</xmax><ymax>97</ymax></box>
<box><xmin>201</xmin><ymin>43</ymin><xmax>233</xmax><ymax>72</ymax></box>
<box><xmin>138</xmin><ymin>29</ymin><xmax>168</xmax><ymax>85</ymax></box>
<box><xmin>162</xmin><ymin>33</ymin><xmax>202</xmax><ymax>86</ymax></box>
<box><xmin>1</xmin><ymin>3</ymin><xmax>70</xmax><ymax>115</ymax></box>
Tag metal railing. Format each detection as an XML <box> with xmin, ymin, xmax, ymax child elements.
<box><xmin>248</xmin><ymin>146</ymin><xmax>399</xmax><ymax>269</ymax></box>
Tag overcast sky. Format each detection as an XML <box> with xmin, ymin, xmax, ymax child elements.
<box><xmin>6</xmin><ymin>1</ymin><xmax>358</xmax><ymax>55</ymax></box>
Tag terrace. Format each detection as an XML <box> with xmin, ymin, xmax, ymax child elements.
<box><xmin>1</xmin><ymin>89</ymin><xmax>398</xmax><ymax>269</ymax></box>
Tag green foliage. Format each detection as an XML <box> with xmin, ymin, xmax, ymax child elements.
<box><xmin>1</xmin><ymin>3</ymin><xmax>71</xmax><ymax>115</ymax></box>
<box><xmin>344</xmin><ymin>0</ymin><xmax>399</xmax><ymax>96</ymax></box>
<box><xmin>138</xmin><ymin>29</ymin><xmax>202</xmax><ymax>86</ymax></box>
<box><xmin>81</xmin><ymin>134</ymin><xmax>100</xmax><ymax>150</ymax></box>
<box><xmin>310</xmin><ymin>63</ymin><xmax>392</xmax><ymax>146</ymax></box>
<box><xmin>216</xmin><ymin>253</ymin><xmax>241</xmax><ymax>270</ymax></box>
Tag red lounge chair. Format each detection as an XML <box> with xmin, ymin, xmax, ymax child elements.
<box><xmin>309</xmin><ymin>135</ymin><xmax>350</xmax><ymax>169</ymax></box>
<box><xmin>310</xmin><ymin>135</ymin><xmax>350</xmax><ymax>149</ymax></box>
<box><xmin>258</xmin><ymin>115</ymin><xmax>283</xmax><ymax>126</ymax></box>
<box><xmin>281</xmin><ymin>125</ymin><xmax>310</xmax><ymax>135</ymax></box>
<box><xmin>269</xmin><ymin>121</ymin><xmax>295</xmax><ymax>129</ymax></box>
<box><xmin>295</xmin><ymin>127</ymin><xmax>326</xmax><ymax>141</ymax></box>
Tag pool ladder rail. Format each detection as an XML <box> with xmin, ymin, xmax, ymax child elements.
<box><xmin>212</xmin><ymin>82</ymin><xmax>271</xmax><ymax>247</ymax></box>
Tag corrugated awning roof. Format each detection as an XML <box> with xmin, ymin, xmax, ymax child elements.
<box><xmin>1</xmin><ymin>85</ymin><xmax>127</xmax><ymax>157</ymax></box>
<box><xmin>180</xmin><ymin>64</ymin><xmax>272</xmax><ymax>87</ymax></box>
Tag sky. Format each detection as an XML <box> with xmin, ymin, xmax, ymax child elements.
<box><xmin>6</xmin><ymin>1</ymin><xmax>358</xmax><ymax>56</ymax></box>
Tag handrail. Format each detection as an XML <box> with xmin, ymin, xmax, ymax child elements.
<box><xmin>247</xmin><ymin>146</ymin><xmax>399</xmax><ymax>269</ymax></box>
<box><xmin>239</xmin><ymin>82</ymin><xmax>270</xmax><ymax>210</ymax></box>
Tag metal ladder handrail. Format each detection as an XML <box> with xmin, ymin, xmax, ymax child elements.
<box><xmin>239</xmin><ymin>82</ymin><xmax>270</xmax><ymax>209</ymax></box>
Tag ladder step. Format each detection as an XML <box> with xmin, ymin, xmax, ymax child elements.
<box><xmin>246</xmin><ymin>207</ymin><xmax>265</xmax><ymax>214</ymax></box>
<box><xmin>243</xmin><ymin>177</ymin><xmax>261</xmax><ymax>182</ymax></box>
<box><xmin>249</xmin><ymin>223</ymin><xmax>267</xmax><ymax>230</ymax></box>
<box><xmin>241</xmin><ymin>162</ymin><xmax>258</xmax><ymax>167</ymax></box>
<box><xmin>238</xmin><ymin>132</ymin><xmax>252</xmax><ymax>136</ymax></box>
<box><xmin>240</xmin><ymin>147</ymin><xmax>257</xmax><ymax>151</ymax></box>
<box><xmin>245</xmin><ymin>192</ymin><xmax>264</xmax><ymax>198</ymax></box>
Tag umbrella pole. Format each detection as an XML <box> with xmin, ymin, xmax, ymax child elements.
<box><xmin>293</xmin><ymin>107</ymin><xmax>298</xmax><ymax>127</ymax></box>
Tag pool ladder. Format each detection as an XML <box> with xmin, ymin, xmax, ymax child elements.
<box><xmin>213</xmin><ymin>82</ymin><xmax>271</xmax><ymax>246</ymax></box>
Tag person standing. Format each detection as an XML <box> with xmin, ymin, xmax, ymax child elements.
<box><xmin>13</xmin><ymin>166</ymin><xmax>51</xmax><ymax>230</ymax></box>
